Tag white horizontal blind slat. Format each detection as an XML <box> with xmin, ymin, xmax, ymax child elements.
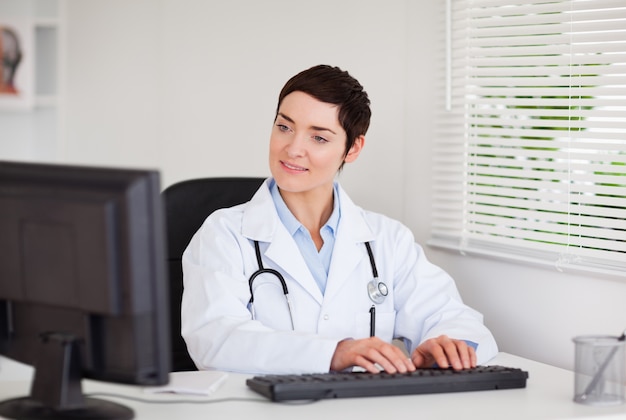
<box><xmin>430</xmin><ymin>0</ymin><xmax>626</xmax><ymax>276</ymax></box>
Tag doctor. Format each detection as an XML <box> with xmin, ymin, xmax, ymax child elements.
<box><xmin>181</xmin><ymin>65</ymin><xmax>498</xmax><ymax>375</ymax></box>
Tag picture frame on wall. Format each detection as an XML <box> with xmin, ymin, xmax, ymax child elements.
<box><xmin>0</xmin><ymin>19</ymin><xmax>34</xmax><ymax>111</ymax></box>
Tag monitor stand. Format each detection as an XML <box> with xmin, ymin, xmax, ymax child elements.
<box><xmin>0</xmin><ymin>332</ymin><xmax>134</xmax><ymax>420</ymax></box>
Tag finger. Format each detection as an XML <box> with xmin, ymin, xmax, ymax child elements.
<box><xmin>354</xmin><ymin>354</ymin><xmax>383</xmax><ymax>374</ymax></box>
<box><xmin>421</xmin><ymin>336</ymin><xmax>458</xmax><ymax>369</ymax></box>
<box><xmin>346</xmin><ymin>338</ymin><xmax>393</xmax><ymax>373</ymax></box>
<box><xmin>440</xmin><ymin>338</ymin><xmax>464</xmax><ymax>370</ymax></box>
<box><xmin>360</xmin><ymin>346</ymin><xmax>399</xmax><ymax>374</ymax></box>
<box><xmin>410</xmin><ymin>348</ymin><xmax>425</xmax><ymax>368</ymax></box>
<box><xmin>377</xmin><ymin>344</ymin><xmax>415</xmax><ymax>373</ymax></box>
<box><xmin>463</xmin><ymin>344</ymin><xmax>477</xmax><ymax>368</ymax></box>
<box><xmin>411</xmin><ymin>345</ymin><xmax>437</xmax><ymax>368</ymax></box>
<box><xmin>454</xmin><ymin>342</ymin><xmax>471</xmax><ymax>369</ymax></box>
<box><xmin>430</xmin><ymin>341</ymin><xmax>450</xmax><ymax>369</ymax></box>
<box><xmin>456</xmin><ymin>341</ymin><xmax>478</xmax><ymax>369</ymax></box>
<box><xmin>443</xmin><ymin>340</ymin><xmax>476</xmax><ymax>370</ymax></box>
<box><xmin>357</xmin><ymin>339</ymin><xmax>416</xmax><ymax>374</ymax></box>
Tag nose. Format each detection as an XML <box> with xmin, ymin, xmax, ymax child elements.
<box><xmin>285</xmin><ymin>134</ymin><xmax>306</xmax><ymax>158</ymax></box>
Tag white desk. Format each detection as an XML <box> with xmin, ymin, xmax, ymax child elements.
<box><xmin>0</xmin><ymin>353</ymin><xmax>625</xmax><ymax>420</ymax></box>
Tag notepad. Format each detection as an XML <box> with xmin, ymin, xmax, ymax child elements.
<box><xmin>144</xmin><ymin>371</ymin><xmax>228</xmax><ymax>396</ymax></box>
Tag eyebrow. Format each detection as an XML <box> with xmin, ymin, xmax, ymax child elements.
<box><xmin>277</xmin><ymin>112</ymin><xmax>337</xmax><ymax>135</ymax></box>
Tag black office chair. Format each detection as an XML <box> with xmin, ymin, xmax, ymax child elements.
<box><xmin>162</xmin><ymin>177</ymin><xmax>266</xmax><ymax>371</ymax></box>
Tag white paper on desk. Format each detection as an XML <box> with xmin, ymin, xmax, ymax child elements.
<box><xmin>143</xmin><ymin>371</ymin><xmax>228</xmax><ymax>396</ymax></box>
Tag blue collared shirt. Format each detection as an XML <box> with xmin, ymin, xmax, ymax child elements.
<box><xmin>270</xmin><ymin>180</ymin><xmax>340</xmax><ymax>294</ymax></box>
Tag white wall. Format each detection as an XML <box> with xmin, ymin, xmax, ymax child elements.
<box><xmin>62</xmin><ymin>0</ymin><xmax>408</xmax><ymax>221</ymax></box>
<box><xmin>2</xmin><ymin>0</ymin><xmax>625</xmax><ymax>372</ymax></box>
<box><xmin>0</xmin><ymin>0</ymin><xmax>62</xmax><ymax>162</ymax></box>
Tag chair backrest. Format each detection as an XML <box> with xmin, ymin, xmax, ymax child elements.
<box><xmin>162</xmin><ymin>177</ymin><xmax>265</xmax><ymax>371</ymax></box>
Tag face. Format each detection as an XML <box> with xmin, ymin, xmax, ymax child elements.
<box><xmin>269</xmin><ymin>91</ymin><xmax>363</xmax><ymax>196</ymax></box>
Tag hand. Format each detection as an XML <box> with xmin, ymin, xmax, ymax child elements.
<box><xmin>330</xmin><ymin>337</ymin><xmax>416</xmax><ymax>374</ymax></box>
<box><xmin>411</xmin><ymin>335</ymin><xmax>476</xmax><ymax>370</ymax></box>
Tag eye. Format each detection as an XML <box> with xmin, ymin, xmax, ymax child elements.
<box><xmin>312</xmin><ymin>135</ymin><xmax>328</xmax><ymax>144</ymax></box>
<box><xmin>276</xmin><ymin>123</ymin><xmax>291</xmax><ymax>132</ymax></box>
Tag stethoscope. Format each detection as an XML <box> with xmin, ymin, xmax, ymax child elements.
<box><xmin>248</xmin><ymin>240</ymin><xmax>388</xmax><ymax>332</ymax></box>
<box><xmin>248</xmin><ymin>240</ymin><xmax>295</xmax><ymax>329</ymax></box>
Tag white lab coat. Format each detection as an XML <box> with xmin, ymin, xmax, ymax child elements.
<box><xmin>181</xmin><ymin>179</ymin><xmax>497</xmax><ymax>374</ymax></box>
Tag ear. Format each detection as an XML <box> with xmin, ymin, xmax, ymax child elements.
<box><xmin>344</xmin><ymin>135</ymin><xmax>365</xmax><ymax>164</ymax></box>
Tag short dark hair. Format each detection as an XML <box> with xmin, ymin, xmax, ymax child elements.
<box><xmin>276</xmin><ymin>65</ymin><xmax>371</xmax><ymax>160</ymax></box>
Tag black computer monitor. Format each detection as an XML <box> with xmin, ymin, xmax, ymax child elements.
<box><xmin>0</xmin><ymin>160</ymin><xmax>171</xmax><ymax>419</ymax></box>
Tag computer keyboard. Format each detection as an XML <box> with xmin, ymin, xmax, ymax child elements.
<box><xmin>246</xmin><ymin>365</ymin><xmax>529</xmax><ymax>401</ymax></box>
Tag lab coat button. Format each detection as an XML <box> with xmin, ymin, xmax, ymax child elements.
<box><xmin>323</xmin><ymin>314</ymin><xmax>329</xmax><ymax>320</ymax></box>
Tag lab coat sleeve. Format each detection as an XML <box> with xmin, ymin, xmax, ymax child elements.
<box><xmin>180</xmin><ymin>208</ymin><xmax>340</xmax><ymax>374</ymax></box>
<box><xmin>392</xmin><ymin>237</ymin><xmax>498</xmax><ymax>365</ymax></box>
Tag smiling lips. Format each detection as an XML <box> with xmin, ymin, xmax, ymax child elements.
<box><xmin>281</xmin><ymin>161</ymin><xmax>307</xmax><ymax>172</ymax></box>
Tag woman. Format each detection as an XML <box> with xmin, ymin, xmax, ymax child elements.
<box><xmin>181</xmin><ymin>65</ymin><xmax>498</xmax><ymax>374</ymax></box>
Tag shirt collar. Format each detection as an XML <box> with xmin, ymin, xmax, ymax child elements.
<box><xmin>270</xmin><ymin>179</ymin><xmax>341</xmax><ymax>236</ymax></box>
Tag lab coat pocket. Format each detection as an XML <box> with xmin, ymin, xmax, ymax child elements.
<box><xmin>355</xmin><ymin>310</ymin><xmax>396</xmax><ymax>341</ymax></box>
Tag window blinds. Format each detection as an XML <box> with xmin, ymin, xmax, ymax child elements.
<box><xmin>430</xmin><ymin>0</ymin><xmax>626</xmax><ymax>275</ymax></box>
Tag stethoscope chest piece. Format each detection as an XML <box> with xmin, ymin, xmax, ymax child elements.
<box><xmin>364</xmin><ymin>241</ymin><xmax>387</xmax><ymax>304</ymax></box>
<box><xmin>368</xmin><ymin>278</ymin><xmax>388</xmax><ymax>304</ymax></box>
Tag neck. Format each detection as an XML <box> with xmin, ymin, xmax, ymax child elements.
<box><xmin>279</xmin><ymin>185</ymin><xmax>334</xmax><ymax>242</ymax></box>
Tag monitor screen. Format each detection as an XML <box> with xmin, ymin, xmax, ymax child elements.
<box><xmin>0</xmin><ymin>160</ymin><xmax>170</xmax><ymax>419</ymax></box>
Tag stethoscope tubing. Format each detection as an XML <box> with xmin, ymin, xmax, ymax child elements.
<box><xmin>248</xmin><ymin>241</ymin><xmax>295</xmax><ymax>329</ymax></box>
<box><xmin>248</xmin><ymin>240</ymin><xmax>387</xmax><ymax>332</ymax></box>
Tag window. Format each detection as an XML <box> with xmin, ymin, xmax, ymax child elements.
<box><xmin>431</xmin><ymin>0</ymin><xmax>626</xmax><ymax>276</ymax></box>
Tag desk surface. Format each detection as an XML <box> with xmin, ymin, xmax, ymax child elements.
<box><xmin>0</xmin><ymin>353</ymin><xmax>625</xmax><ymax>420</ymax></box>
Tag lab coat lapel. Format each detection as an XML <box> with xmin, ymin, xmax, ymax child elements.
<box><xmin>323</xmin><ymin>186</ymin><xmax>375</xmax><ymax>302</ymax></box>
<box><xmin>241</xmin><ymin>180</ymin><xmax>323</xmax><ymax>304</ymax></box>
<box><xmin>265</xmin><ymin>229</ymin><xmax>323</xmax><ymax>304</ymax></box>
